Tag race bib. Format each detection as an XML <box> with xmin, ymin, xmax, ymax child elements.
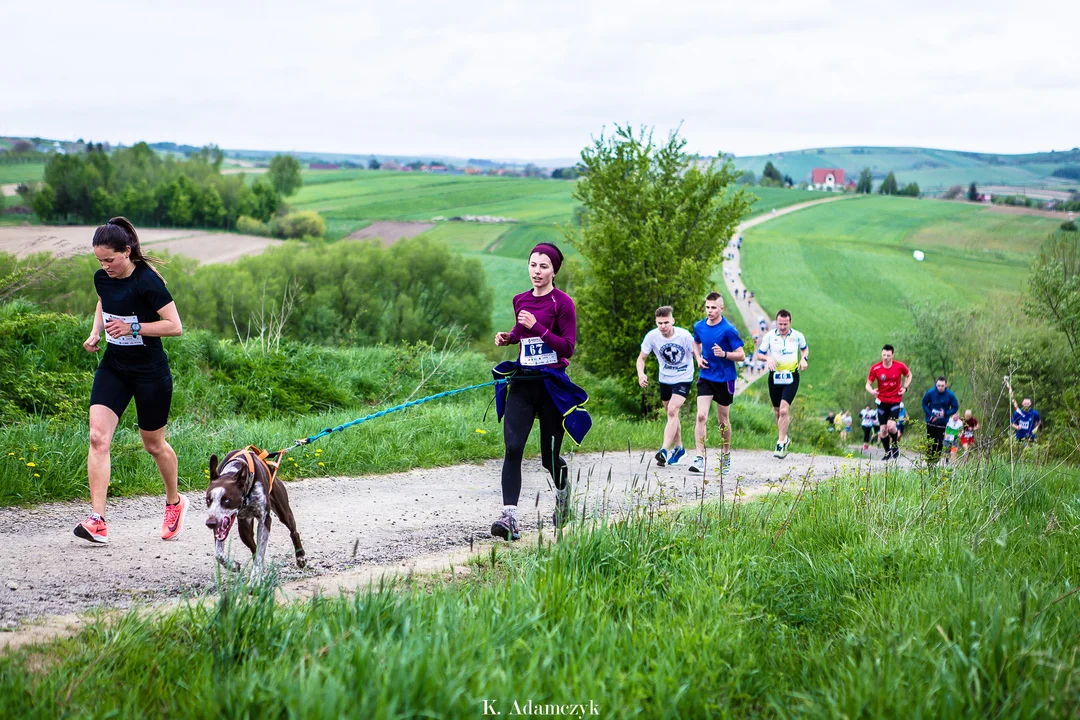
<box><xmin>520</xmin><ymin>336</ymin><xmax>557</xmax><ymax>366</ymax></box>
<box><xmin>102</xmin><ymin>312</ymin><xmax>144</xmax><ymax>346</ymax></box>
<box><xmin>772</xmin><ymin>370</ymin><xmax>794</xmax><ymax>385</ymax></box>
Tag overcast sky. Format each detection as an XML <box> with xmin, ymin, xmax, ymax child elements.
<box><xmin>5</xmin><ymin>0</ymin><xmax>1078</xmax><ymax>161</ymax></box>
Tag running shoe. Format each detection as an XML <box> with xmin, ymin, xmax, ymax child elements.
<box><xmin>654</xmin><ymin>448</ymin><xmax>668</xmax><ymax>467</ymax></box>
<box><xmin>688</xmin><ymin>456</ymin><xmax>705</xmax><ymax>473</ymax></box>
<box><xmin>774</xmin><ymin>440</ymin><xmax>789</xmax><ymax>459</ymax></box>
<box><xmin>552</xmin><ymin>487</ymin><xmax>572</xmax><ymax>528</ymax></box>
<box><xmin>74</xmin><ymin>515</ymin><xmax>108</xmax><ymax>544</ymax></box>
<box><xmin>721</xmin><ymin>453</ymin><xmax>732</xmax><ymax>474</ymax></box>
<box><xmin>490</xmin><ymin>509</ymin><xmax>520</xmax><ymax>541</ymax></box>
<box><xmin>862</xmin><ymin>443</ymin><xmax>869</xmax><ymax>453</ymax></box>
<box><xmin>161</xmin><ymin>494</ymin><xmax>188</xmax><ymax>540</ymax></box>
<box><xmin>669</xmin><ymin>446</ymin><xmax>686</xmax><ymax>465</ymax></box>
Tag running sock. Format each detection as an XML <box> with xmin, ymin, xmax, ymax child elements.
<box><xmin>503</xmin><ymin>505</ymin><xmax>518</xmax><ymax>516</ymax></box>
<box><xmin>90</xmin><ymin>512</ymin><xmax>104</xmax><ymax>522</ymax></box>
<box><xmin>881</xmin><ymin>437</ymin><xmax>891</xmax><ymax>453</ymax></box>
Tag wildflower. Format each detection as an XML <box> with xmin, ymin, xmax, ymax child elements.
<box><xmin>33</xmin><ymin>473</ymin><xmax>40</xmax><ymax>478</ymax></box>
<box><xmin>6</xmin><ymin>452</ymin><xmax>13</xmax><ymax>456</ymax></box>
<box><xmin>318</xmin><ymin>462</ymin><xmax>325</xmax><ymax>467</ymax></box>
<box><xmin>315</xmin><ymin>448</ymin><xmax>322</xmax><ymax>454</ymax></box>
<box><xmin>475</xmin><ymin>428</ymin><xmax>487</xmax><ymax>434</ymax></box>
<box><xmin>26</xmin><ymin>462</ymin><xmax>36</xmax><ymax>468</ymax></box>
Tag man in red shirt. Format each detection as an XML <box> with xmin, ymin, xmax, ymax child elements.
<box><xmin>865</xmin><ymin>344</ymin><xmax>912</xmax><ymax>461</ymax></box>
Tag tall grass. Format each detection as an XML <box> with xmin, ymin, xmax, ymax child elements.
<box><xmin>2</xmin><ymin>458</ymin><xmax>1077</xmax><ymax>717</ymax></box>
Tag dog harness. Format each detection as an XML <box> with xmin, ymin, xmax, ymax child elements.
<box><xmin>231</xmin><ymin>445</ymin><xmax>286</xmax><ymax>499</ymax></box>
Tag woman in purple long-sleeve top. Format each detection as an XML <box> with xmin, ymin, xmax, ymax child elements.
<box><xmin>491</xmin><ymin>242</ymin><xmax>577</xmax><ymax>540</ymax></box>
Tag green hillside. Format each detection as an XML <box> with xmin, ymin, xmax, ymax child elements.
<box><xmin>734</xmin><ymin>146</ymin><xmax>1080</xmax><ymax>193</ymax></box>
<box><xmin>739</xmin><ymin>195</ymin><xmax>1060</xmax><ymax>407</ymax></box>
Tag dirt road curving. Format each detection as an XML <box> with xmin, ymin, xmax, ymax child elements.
<box><xmin>0</xmin><ymin>448</ymin><xmax>895</xmax><ymax>646</ymax></box>
<box><xmin>0</xmin><ymin>226</ymin><xmax>282</xmax><ymax>264</ymax></box>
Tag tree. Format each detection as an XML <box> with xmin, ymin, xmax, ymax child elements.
<box><xmin>32</xmin><ymin>185</ymin><xmax>55</xmax><ymax>222</ymax></box>
<box><xmin>268</xmin><ymin>154</ymin><xmax>303</xmax><ymax>197</ymax></box>
<box><xmin>898</xmin><ymin>182</ymin><xmax>920</xmax><ymax>197</ymax></box>
<box><xmin>941</xmin><ymin>184</ymin><xmax>964</xmax><ymax>200</ymax></box>
<box><xmin>782</xmin><ymin>174</ymin><xmax>794</xmax><ymax>187</ymax></box>
<box><xmin>737</xmin><ymin>169</ymin><xmax>756</xmax><ymax>185</ymax></box>
<box><xmin>566</xmin><ymin>124</ymin><xmax>752</xmax><ymax>395</ymax></box>
<box><xmin>368</xmin><ymin>156</ymin><xmax>381</xmax><ymax>170</ymax></box>
<box><xmin>251</xmin><ymin>180</ymin><xmax>280</xmax><ymax>222</ymax></box>
<box><xmin>761</xmin><ymin>161</ymin><xmax>784</xmax><ymax>186</ymax></box>
<box><xmin>878</xmin><ymin>172</ymin><xmax>899</xmax><ymax>195</ymax></box>
<box><xmin>967</xmin><ymin>182</ymin><xmax>979</xmax><ymax>202</ymax></box>
<box><xmin>1025</xmin><ymin>231</ymin><xmax>1080</xmax><ymax>352</ymax></box>
<box><xmin>856</xmin><ymin>167</ymin><xmax>873</xmax><ymax>194</ymax></box>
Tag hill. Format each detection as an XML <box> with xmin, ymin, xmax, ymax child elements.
<box><xmin>738</xmin><ymin>195</ymin><xmax>1061</xmax><ymax>408</ymax></box>
<box><xmin>733</xmin><ymin>146</ymin><xmax>1080</xmax><ymax>194</ymax></box>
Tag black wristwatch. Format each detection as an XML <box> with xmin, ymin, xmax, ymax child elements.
<box><xmin>130</xmin><ymin>322</ymin><xmax>141</xmax><ymax>339</ymax></box>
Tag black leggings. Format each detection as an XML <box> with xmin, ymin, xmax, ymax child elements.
<box><xmin>501</xmin><ymin>379</ymin><xmax>567</xmax><ymax>506</ymax></box>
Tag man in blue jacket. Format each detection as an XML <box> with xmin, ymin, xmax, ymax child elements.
<box><xmin>922</xmin><ymin>376</ymin><xmax>959</xmax><ymax>464</ymax></box>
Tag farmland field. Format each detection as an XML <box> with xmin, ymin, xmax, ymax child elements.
<box><xmin>0</xmin><ymin>162</ymin><xmax>45</xmax><ymax>186</ymax></box>
<box><xmin>740</xmin><ymin>195</ymin><xmax>1060</xmax><ymax>405</ymax></box>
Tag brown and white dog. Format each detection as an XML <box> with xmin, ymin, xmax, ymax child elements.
<box><xmin>204</xmin><ymin>448</ymin><xmax>306</xmax><ymax>577</ymax></box>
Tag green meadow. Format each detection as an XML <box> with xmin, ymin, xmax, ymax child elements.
<box><xmin>0</xmin><ymin>162</ymin><xmax>45</xmax><ymax>186</ymax></box>
<box><xmin>739</xmin><ymin>196</ymin><xmax>1060</xmax><ymax>406</ymax></box>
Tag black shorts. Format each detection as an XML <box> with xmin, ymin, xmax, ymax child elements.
<box><xmin>766</xmin><ymin>370</ymin><xmax>800</xmax><ymax>407</ymax></box>
<box><xmin>90</xmin><ymin>364</ymin><xmax>174</xmax><ymax>431</ymax></box>
<box><xmin>659</xmin><ymin>382</ymin><xmax>691</xmax><ymax>402</ymax></box>
<box><xmin>877</xmin><ymin>402</ymin><xmax>902</xmax><ymax>427</ymax></box>
<box><xmin>696</xmin><ymin>378</ymin><xmax>735</xmax><ymax>407</ymax></box>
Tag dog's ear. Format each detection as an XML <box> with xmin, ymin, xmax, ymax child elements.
<box><xmin>209</xmin><ymin>454</ymin><xmax>219</xmax><ymax>479</ymax></box>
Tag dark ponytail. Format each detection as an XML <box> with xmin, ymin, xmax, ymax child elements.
<box><xmin>92</xmin><ymin>216</ymin><xmax>167</xmax><ymax>284</ymax></box>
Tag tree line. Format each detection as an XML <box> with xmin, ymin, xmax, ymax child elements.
<box><xmin>22</xmin><ymin>143</ymin><xmax>306</xmax><ymax>230</ymax></box>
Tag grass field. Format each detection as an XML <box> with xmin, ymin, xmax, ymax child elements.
<box><xmin>740</xmin><ymin>195</ymin><xmax>1061</xmax><ymax>407</ymax></box>
<box><xmin>734</xmin><ymin>146</ymin><xmax>1080</xmax><ymax>193</ymax></box>
<box><xmin>0</xmin><ymin>162</ymin><xmax>44</xmax><ymax>186</ymax></box>
<box><xmin>4</xmin><ymin>457</ymin><xmax>1077</xmax><ymax>717</ymax></box>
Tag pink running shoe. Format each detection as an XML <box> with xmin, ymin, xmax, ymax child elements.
<box><xmin>161</xmin><ymin>494</ymin><xmax>188</xmax><ymax>540</ymax></box>
<box><xmin>74</xmin><ymin>515</ymin><xmax>109</xmax><ymax>544</ymax></box>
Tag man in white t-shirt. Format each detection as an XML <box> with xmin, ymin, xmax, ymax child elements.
<box><xmin>754</xmin><ymin>309</ymin><xmax>808</xmax><ymax>458</ymax></box>
<box><xmin>637</xmin><ymin>305</ymin><xmax>700</xmax><ymax>467</ymax></box>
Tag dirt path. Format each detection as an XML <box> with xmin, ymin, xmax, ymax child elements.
<box><xmin>1</xmin><ymin>183</ymin><xmax>19</xmax><ymax>197</ymax></box>
<box><xmin>0</xmin><ymin>449</ymin><xmax>891</xmax><ymax>645</ymax></box>
<box><xmin>725</xmin><ymin>196</ymin><xmax>849</xmax><ymax>393</ymax></box>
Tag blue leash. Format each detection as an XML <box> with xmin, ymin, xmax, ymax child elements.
<box><xmin>295</xmin><ymin>378</ymin><xmax>507</xmax><ymax>447</ymax></box>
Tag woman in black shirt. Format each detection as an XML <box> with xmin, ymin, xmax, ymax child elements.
<box><xmin>75</xmin><ymin>217</ymin><xmax>186</xmax><ymax>545</ymax></box>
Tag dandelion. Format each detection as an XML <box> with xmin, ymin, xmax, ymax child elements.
<box><xmin>315</xmin><ymin>448</ymin><xmax>322</xmax><ymax>454</ymax></box>
<box><xmin>33</xmin><ymin>473</ymin><xmax>40</xmax><ymax>478</ymax></box>
<box><xmin>26</xmin><ymin>462</ymin><xmax>36</xmax><ymax>468</ymax></box>
<box><xmin>6</xmin><ymin>452</ymin><xmax>13</xmax><ymax>456</ymax></box>
<box><xmin>475</xmin><ymin>428</ymin><xmax>487</xmax><ymax>434</ymax></box>
<box><xmin>318</xmin><ymin>462</ymin><xmax>325</xmax><ymax>467</ymax></box>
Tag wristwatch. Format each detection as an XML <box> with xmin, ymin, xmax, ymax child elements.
<box><xmin>130</xmin><ymin>322</ymin><xmax>141</xmax><ymax>339</ymax></box>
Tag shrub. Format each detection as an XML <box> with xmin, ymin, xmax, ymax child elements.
<box><xmin>1061</xmin><ymin>220</ymin><xmax>1077</xmax><ymax>232</ymax></box>
<box><xmin>236</xmin><ymin>215</ymin><xmax>270</xmax><ymax>236</ymax></box>
<box><xmin>271</xmin><ymin>211</ymin><xmax>326</xmax><ymax>239</ymax></box>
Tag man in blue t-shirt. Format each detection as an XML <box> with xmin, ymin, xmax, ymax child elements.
<box><xmin>1011</xmin><ymin>397</ymin><xmax>1041</xmax><ymax>442</ymax></box>
<box><xmin>690</xmin><ymin>292</ymin><xmax>745</xmax><ymax>475</ymax></box>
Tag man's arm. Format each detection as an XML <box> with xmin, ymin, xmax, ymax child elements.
<box><xmin>636</xmin><ymin>351</ymin><xmax>650</xmax><ymax>387</ymax></box>
<box><xmin>695</xmin><ymin>341</ymin><xmax>708</xmax><ymax>368</ymax></box>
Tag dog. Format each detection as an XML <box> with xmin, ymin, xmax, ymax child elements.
<box><xmin>204</xmin><ymin>447</ymin><xmax>306</xmax><ymax>577</ymax></box>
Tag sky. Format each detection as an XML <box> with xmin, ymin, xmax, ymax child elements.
<box><xmin>4</xmin><ymin>0</ymin><xmax>1078</xmax><ymax>162</ymax></box>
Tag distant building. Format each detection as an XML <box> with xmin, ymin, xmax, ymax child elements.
<box><xmin>309</xmin><ymin>163</ymin><xmax>340</xmax><ymax>170</ymax></box>
<box><xmin>811</xmin><ymin>168</ymin><xmax>845</xmax><ymax>191</ymax></box>
<box><xmin>429</xmin><ymin>165</ymin><xmax>448</xmax><ymax>173</ymax></box>
<box><xmin>844</xmin><ymin>180</ymin><xmax>857</xmax><ymax>191</ymax></box>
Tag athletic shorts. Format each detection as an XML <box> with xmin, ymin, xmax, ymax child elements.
<box><xmin>877</xmin><ymin>402</ymin><xmax>902</xmax><ymax>426</ymax></box>
<box><xmin>90</xmin><ymin>364</ymin><xmax>174</xmax><ymax>431</ymax></box>
<box><xmin>960</xmin><ymin>433</ymin><xmax>974</xmax><ymax>446</ymax></box>
<box><xmin>696</xmin><ymin>378</ymin><xmax>735</xmax><ymax>407</ymax></box>
<box><xmin>659</xmin><ymin>381</ymin><xmax>691</xmax><ymax>402</ymax></box>
<box><xmin>767</xmin><ymin>370</ymin><xmax>800</xmax><ymax>407</ymax></box>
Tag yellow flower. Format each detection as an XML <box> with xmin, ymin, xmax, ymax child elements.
<box><xmin>6</xmin><ymin>452</ymin><xmax>13</xmax><ymax>456</ymax></box>
<box><xmin>318</xmin><ymin>462</ymin><xmax>325</xmax><ymax>467</ymax></box>
<box><xmin>475</xmin><ymin>428</ymin><xmax>487</xmax><ymax>434</ymax></box>
<box><xmin>33</xmin><ymin>473</ymin><xmax>40</xmax><ymax>478</ymax></box>
<box><xmin>26</xmin><ymin>462</ymin><xmax>36</xmax><ymax>468</ymax></box>
<box><xmin>315</xmin><ymin>448</ymin><xmax>322</xmax><ymax>454</ymax></box>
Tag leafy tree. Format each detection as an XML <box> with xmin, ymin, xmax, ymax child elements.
<box><xmin>199</xmin><ymin>185</ymin><xmax>226</xmax><ymax>227</ymax></box>
<box><xmin>762</xmin><ymin>161</ymin><xmax>784</xmax><ymax>184</ymax></box>
<box><xmin>268</xmin><ymin>154</ymin><xmax>303</xmax><ymax>197</ymax></box>
<box><xmin>878</xmin><ymin>172</ymin><xmax>899</xmax><ymax>195</ymax></box>
<box><xmin>32</xmin><ymin>185</ymin><xmax>55</xmax><ymax>222</ymax></box>
<box><xmin>737</xmin><ymin>169</ymin><xmax>756</xmax><ymax>185</ymax></box>
<box><xmin>967</xmin><ymin>182</ymin><xmax>979</xmax><ymax>202</ymax></box>
<box><xmin>782</xmin><ymin>174</ymin><xmax>794</xmax><ymax>187</ymax></box>
<box><xmin>856</xmin><ymin>167</ymin><xmax>873</xmax><ymax>194</ymax></box>
<box><xmin>566</xmin><ymin>124</ymin><xmax>751</xmax><ymax>392</ymax></box>
<box><xmin>1025</xmin><ymin>231</ymin><xmax>1080</xmax><ymax>352</ymax></box>
<box><xmin>368</xmin><ymin>156</ymin><xmax>381</xmax><ymax>170</ymax></box>
<box><xmin>898</xmin><ymin>182</ymin><xmax>920</xmax><ymax>197</ymax></box>
<box><xmin>251</xmin><ymin>180</ymin><xmax>280</xmax><ymax>222</ymax></box>
<box><xmin>941</xmin><ymin>184</ymin><xmax>964</xmax><ymax>200</ymax></box>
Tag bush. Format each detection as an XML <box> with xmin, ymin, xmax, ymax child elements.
<box><xmin>941</xmin><ymin>184</ymin><xmax>964</xmax><ymax>200</ymax></box>
<box><xmin>271</xmin><ymin>211</ymin><xmax>326</xmax><ymax>239</ymax></box>
<box><xmin>236</xmin><ymin>215</ymin><xmax>270</xmax><ymax>237</ymax></box>
<box><xmin>1061</xmin><ymin>220</ymin><xmax>1077</xmax><ymax>232</ymax></box>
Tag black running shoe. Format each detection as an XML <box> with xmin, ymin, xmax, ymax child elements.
<box><xmin>490</xmin><ymin>509</ymin><xmax>520</xmax><ymax>541</ymax></box>
<box><xmin>654</xmin><ymin>448</ymin><xmax>668</xmax><ymax>467</ymax></box>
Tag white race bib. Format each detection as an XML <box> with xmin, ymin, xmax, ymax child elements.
<box><xmin>772</xmin><ymin>370</ymin><xmax>794</xmax><ymax>385</ymax></box>
<box><xmin>520</xmin><ymin>336</ymin><xmax>557</xmax><ymax>366</ymax></box>
<box><xmin>102</xmin><ymin>312</ymin><xmax>144</xmax><ymax>346</ymax></box>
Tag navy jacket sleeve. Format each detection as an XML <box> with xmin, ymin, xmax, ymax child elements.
<box><xmin>921</xmin><ymin>389</ymin><xmax>933</xmax><ymax>418</ymax></box>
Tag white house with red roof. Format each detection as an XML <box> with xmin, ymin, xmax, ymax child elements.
<box><xmin>811</xmin><ymin>168</ymin><xmax>845</xmax><ymax>191</ymax></box>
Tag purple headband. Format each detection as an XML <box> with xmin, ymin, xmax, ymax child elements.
<box><xmin>530</xmin><ymin>243</ymin><xmax>562</xmax><ymax>274</ymax></box>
